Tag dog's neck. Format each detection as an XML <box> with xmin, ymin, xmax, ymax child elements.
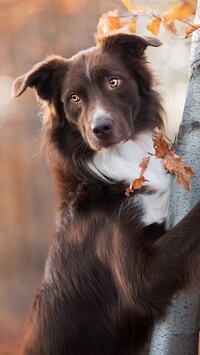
<box><xmin>88</xmin><ymin>131</ymin><xmax>171</xmax><ymax>226</ymax></box>
<box><xmin>88</xmin><ymin>131</ymin><xmax>169</xmax><ymax>189</ymax></box>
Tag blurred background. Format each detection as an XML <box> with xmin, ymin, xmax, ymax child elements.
<box><xmin>0</xmin><ymin>0</ymin><xmax>194</xmax><ymax>354</ymax></box>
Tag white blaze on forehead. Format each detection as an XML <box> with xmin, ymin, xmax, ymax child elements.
<box><xmin>85</xmin><ymin>57</ymin><xmax>91</xmax><ymax>81</ymax></box>
<box><xmin>68</xmin><ymin>46</ymin><xmax>96</xmax><ymax>81</ymax></box>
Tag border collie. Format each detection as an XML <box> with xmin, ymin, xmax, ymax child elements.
<box><xmin>13</xmin><ymin>32</ymin><xmax>200</xmax><ymax>355</ymax></box>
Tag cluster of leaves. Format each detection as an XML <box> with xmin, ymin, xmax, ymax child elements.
<box><xmin>97</xmin><ymin>0</ymin><xmax>200</xmax><ymax>39</ymax></box>
<box><xmin>125</xmin><ymin>128</ymin><xmax>195</xmax><ymax>196</ymax></box>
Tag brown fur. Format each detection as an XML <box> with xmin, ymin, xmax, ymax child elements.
<box><xmin>13</xmin><ymin>33</ymin><xmax>200</xmax><ymax>355</ymax></box>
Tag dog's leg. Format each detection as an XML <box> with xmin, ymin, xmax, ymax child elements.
<box><xmin>20</xmin><ymin>232</ymin><xmax>120</xmax><ymax>355</ymax></box>
<box><xmin>135</xmin><ymin>201</ymin><xmax>200</xmax><ymax>319</ymax></box>
<box><xmin>21</xmin><ymin>202</ymin><xmax>200</xmax><ymax>355</ymax></box>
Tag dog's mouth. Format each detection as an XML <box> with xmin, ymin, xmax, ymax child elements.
<box><xmin>89</xmin><ymin>136</ymin><xmax>131</xmax><ymax>151</ymax></box>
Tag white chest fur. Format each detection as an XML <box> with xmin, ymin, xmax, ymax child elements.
<box><xmin>88</xmin><ymin>132</ymin><xmax>171</xmax><ymax>226</ymax></box>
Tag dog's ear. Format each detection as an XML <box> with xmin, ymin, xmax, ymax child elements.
<box><xmin>12</xmin><ymin>55</ymin><xmax>67</xmax><ymax>102</ymax></box>
<box><xmin>100</xmin><ymin>32</ymin><xmax>162</xmax><ymax>57</ymax></box>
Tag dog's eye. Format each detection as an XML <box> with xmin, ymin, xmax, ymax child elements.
<box><xmin>109</xmin><ymin>78</ymin><xmax>121</xmax><ymax>88</ymax></box>
<box><xmin>70</xmin><ymin>93</ymin><xmax>80</xmax><ymax>103</ymax></box>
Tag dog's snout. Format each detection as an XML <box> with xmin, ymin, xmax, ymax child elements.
<box><xmin>92</xmin><ymin>118</ymin><xmax>113</xmax><ymax>138</ymax></box>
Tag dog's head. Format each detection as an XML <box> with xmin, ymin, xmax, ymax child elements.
<box><xmin>12</xmin><ymin>33</ymin><xmax>162</xmax><ymax>151</ymax></box>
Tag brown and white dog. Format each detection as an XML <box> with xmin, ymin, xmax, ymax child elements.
<box><xmin>13</xmin><ymin>33</ymin><xmax>200</xmax><ymax>355</ymax></box>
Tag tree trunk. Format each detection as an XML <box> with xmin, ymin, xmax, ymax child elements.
<box><xmin>149</xmin><ymin>2</ymin><xmax>200</xmax><ymax>354</ymax></box>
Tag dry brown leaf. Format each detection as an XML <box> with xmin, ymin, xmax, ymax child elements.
<box><xmin>148</xmin><ymin>0</ymin><xmax>196</xmax><ymax>36</ymax></box>
<box><xmin>184</xmin><ymin>23</ymin><xmax>200</xmax><ymax>37</ymax></box>
<box><xmin>122</xmin><ymin>0</ymin><xmax>151</xmax><ymax>14</ymax></box>
<box><xmin>152</xmin><ymin>127</ymin><xmax>172</xmax><ymax>158</ymax></box>
<box><xmin>109</xmin><ymin>15</ymin><xmax>121</xmax><ymax>31</ymax></box>
<box><xmin>176</xmin><ymin>166</ymin><xmax>196</xmax><ymax>191</ymax></box>
<box><xmin>97</xmin><ymin>10</ymin><xmax>121</xmax><ymax>38</ymax></box>
<box><xmin>147</xmin><ymin>17</ymin><xmax>162</xmax><ymax>35</ymax></box>
<box><xmin>121</xmin><ymin>0</ymin><xmax>135</xmax><ymax>12</ymax></box>
<box><xmin>126</xmin><ymin>128</ymin><xmax>195</xmax><ymax>196</ymax></box>
<box><xmin>124</xmin><ymin>17</ymin><xmax>137</xmax><ymax>33</ymax></box>
<box><xmin>153</xmin><ymin>127</ymin><xmax>195</xmax><ymax>191</ymax></box>
<box><xmin>125</xmin><ymin>157</ymin><xmax>150</xmax><ymax>196</ymax></box>
<box><xmin>162</xmin><ymin>0</ymin><xmax>196</xmax><ymax>22</ymax></box>
<box><xmin>125</xmin><ymin>177</ymin><xmax>148</xmax><ymax>196</ymax></box>
<box><xmin>148</xmin><ymin>16</ymin><xmax>178</xmax><ymax>36</ymax></box>
<box><xmin>140</xmin><ymin>156</ymin><xmax>151</xmax><ymax>177</ymax></box>
<box><xmin>162</xmin><ymin>151</ymin><xmax>183</xmax><ymax>172</ymax></box>
<box><xmin>163</xmin><ymin>20</ymin><xmax>177</xmax><ymax>35</ymax></box>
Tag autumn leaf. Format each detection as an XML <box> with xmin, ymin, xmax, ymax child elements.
<box><xmin>124</xmin><ymin>17</ymin><xmax>137</xmax><ymax>33</ymax></box>
<box><xmin>121</xmin><ymin>0</ymin><xmax>135</xmax><ymax>13</ymax></box>
<box><xmin>148</xmin><ymin>16</ymin><xmax>177</xmax><ymax>36</ymax></box>
<box><xmin>147</xmin><ymin>17</ymin><xmax>162</xmax><ymax>36</ymax></box>
<box><xmin>149</xmin><ymin>1</ymin><xmax>196</xmax><ymax>36</ymax></box>
<box><xmin>163</xmin><ymin>20</ymin><xmax>177</xmax><ymax>35</ymax></box>
<box><xmin>163</xmin><ymin>152</ymin><xmax>195</xmax><ymax>190</ymax></box>
<box><xmin>153</xmin><ymin>127</ymin><xmax>195</xmax><ymax>191</ymax></box>
<box><xmin>121</xmin><ymin>0</ymin><xmax>151</xmax><ymax>14</ymax></box>
<box><xmin>97</xmin><ymin>10</ymin><xmax>121</xmax><ymax>38</ymax></box>
<box><xmin>125</xmin><ymin>157</ymin><xmax>150</xmax><ymax>196</ymax></box>
<box><xmin>183</xmin><ymin>23</ymin><xmax>200</xmax><ymax>37</ymax></box>
<box><xmin>162</xmin><ymin>0</ymin><xmax>196</xmax><ymax>22</ymax></box>
<box><xmin>176</xmin><ymin>166</ymin><xmax>196</xmax><ymax>190</ymax></box>
<box><xmin>108</xmin><ymin>16</ymin><xmax>121</xmax><ymax>31</ymax></box>
<box><xmin>140</xmin><ymin>157</ymin><xmax>151</xmax><ymax>177</ymax></box>
<box><xmin>126</xmin><ymin>128</ymin><xmax>195</xmax><ymax>196</ymax></box>
<box><xmin>152</xmin><ymin>127</ymin><xmax>172</xmax><ymax>158</ymax></box>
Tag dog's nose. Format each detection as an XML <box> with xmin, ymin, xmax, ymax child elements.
<box><xmin>92</xmin><ymin>119</ymin><xmax>113</xmax><ymax>138</ymax></box>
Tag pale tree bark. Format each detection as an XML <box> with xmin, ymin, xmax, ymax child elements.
<box><xmin>149</xmin><ymin>2</ymin><xmax>200</xmax><ymax>354</ymax></box>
